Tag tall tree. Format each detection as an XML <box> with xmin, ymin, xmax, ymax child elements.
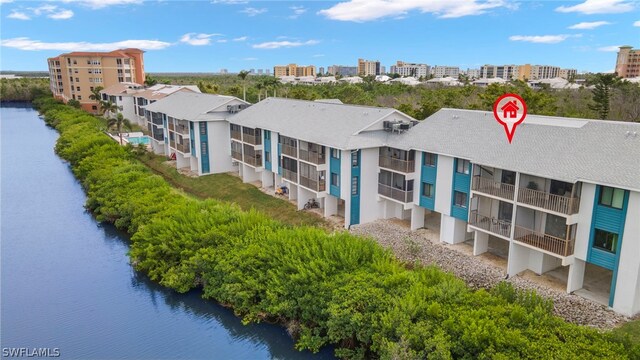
<box><xmin>144</xmin><ymin>75</ymin><xmax>158</xmax><ymax>87</ymax></box>
<box><xmin>237</xmin><ymin>70</ymin><xmax>249</xmax><ymax>101</ymax></box>
<box><xmin>101</xmin><ymin>101</ymin><xmax>119</xmax><ymax>118</ymax></box>
<box><xmin>89</xmin><ymin>86</ymin><xmax>104</xmax><ymax>104</ymax></box>
<box><xmin>107</xmin><ymin>113</ymin><xmax>132</xmax><ymax>145</ymax></box>
<box><xmin>589</xmin><ymin>73</ymin><xmax>619</xmax><ymax>120</ymax></box>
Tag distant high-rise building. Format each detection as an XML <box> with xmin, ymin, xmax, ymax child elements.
<box><xmin>273</xmin><ymin>64</ymin><xmax>316</xmax><ymax>77</ymax></box>
<box><xmin>431</xmin><ymin>66</ymin><xmax>460</xmax><ymax>78</ymax></box>
<box><xmin>466</xmin><ymin>68</ymin><xmax>481</xmax><ymax>79</ymax></box>
<box><xmin>327</xmin><ymin>65</ymin><xmax>358</xmax><ymax>76</ymax></box>
<box><xmin>358</xmin><ymin>58</ymin><xmax>380</xmax><ymax>76</ymax></box>
<box><xmin>257</xmin><ymin>69</ymin><xmax>264</xmax><ymax>75</ymax></box>
<box><xmin>266</xmin><ymin>69</ymin><xmax>271</xmax><ymax>75</ymax></box>
<box><xmin>249</xmin><ymin>69</ymin><xmax>256</xmax><ymax>74</ymax></box>
<box><xmin>219</xmin><ymin>68</ymin><xmax>228</xmax><ymax>74</ymax></box>
<box><xmin>528</xmin><ymin>65</ymin><xmax>560</xmax><ymax>80</ymax></box>
<box><xmin>559</xmin><ymin>68</ymin><xmax>577</xmax><ymax>80</ymax></box>
<box><xmin>390</xmin><ymin>61</ymin><xmax>430</xmax><ymax>77</ymax></box>
<box><xmin>481</xmin><ymin>64</ymin><xmax>519</xmax><ymax>80</ymax></box>
<box><xmin>616</xmin><ymin>46</ymin><xmax>640</xmax><ymax>78</ymax></box>
<box><xmin>47</xmin><ymin>48</ymin><xmax>145</xmax><ymax>112</ymax></box>
<box><xmin>380</xmin><ymin>65</ymin><xmax>386</xmax><ymax>74</ymax></box>
<box><xmin>319</xmin><ymin>67</ymin><xmax>325</xmax><ymax>75</ymax></box>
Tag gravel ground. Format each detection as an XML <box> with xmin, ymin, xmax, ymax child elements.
<box><xmin>350</xmin><ymin>220</ymin><xmax>628</xmax><ymax>329</ymax></box>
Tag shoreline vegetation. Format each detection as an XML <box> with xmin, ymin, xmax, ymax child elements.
<box><xmin>32</xmin><ymin>96</ymin><xmax>638</xmax><ymax>359</ymax></box>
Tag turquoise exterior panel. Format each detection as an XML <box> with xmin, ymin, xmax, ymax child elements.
<box><xmin>419</xmin><ymin>152</ymin><xmax>438</xmax><ymax>211</ymax></box>
<box><xmin>587</xmin><ymin>185</ymin><xmax>629</xmax><ymax>306</ymax></box>
<box><xmin>199</xmin><ymin>122</ymin><xmax>210</xmax><ymax>174</ymax></box>
<box><xmin>264</xmin><ymin>130</ymin><xmax>272</xmax><ymax>172</ymax></box>
<box><xmin>329</xmin><ymin>148</ymin><xmax>341</xmax><ymax>198</ymax></box>
<box><xmin>350</xmin><ymin>150</ymin><xmax>361</xmax><ymax>226</ymax></box>
<box><xmin>190</xmin><ymin>122</ymin><xmax>195</xmax><ymax>156</ymax></box>
<box><xmin>451</xmin><ymin>158</ymin><xmax>471</xmax><ymax>221</ymax></box>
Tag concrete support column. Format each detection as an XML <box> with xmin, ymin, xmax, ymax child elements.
<box><xmin>473</xmin><ymin>231</ymin><xmax>489</xmax><ymax>256</ymax></box>
<box><xmin>528</xmin><ymin>252</ymin><xmax>562</xmax><ymax>275</ymax></box>
<box><xmin>296</xmin><ymin>186</ymin><xmax>306</xmax><ymax>210</ymax></box>
<box><xmin>567</xmin><ymin>258</ymin><xmax>586</xmax><ymax>293</ymax></box>
<box><xmin>440</xmin><ymin>214</ymin><xmax>467</xmax><ymax>244</ymax></box>
<box><xmin>261</xmin><ymin>171</ymin><xmax>274</xmax><ymax>188</ymax></box>
<box><xmin>324</xmin><ymin>195</ymin><xmax>338</xmax><ymax>218</ymax></box>
<box><xmin>410</xmin><ymin>206</ymin><xmax>425</xmax><ymax>231</ymax></box>
<box><xmin>288</xmin><ymin>184</ymin><xmax>297</xmax><ymax>201</ymax></box>
<box><xmin>507</xmin><ymin>242</ymin><xmax>529</xmax><ymax>277</ymax></box>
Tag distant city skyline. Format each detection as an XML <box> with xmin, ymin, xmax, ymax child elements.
<box><xmin>1</xmin><ymin>0</ymin><xmax>638</xmax><ymax>73</ymax></box>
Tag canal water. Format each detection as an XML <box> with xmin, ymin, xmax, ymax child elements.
<box><xmin>0</xmin><ymin>104</ymin><xmax>335</xmax><ymax>360</ymax></box>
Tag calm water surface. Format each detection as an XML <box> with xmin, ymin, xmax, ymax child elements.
<box><xmin>1</xmin><ymin>104</ymin><xmax>335</xmax><ymax>360</ymax></box>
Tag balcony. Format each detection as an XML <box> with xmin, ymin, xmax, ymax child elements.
<box><xmin>472</xmin><ymin>176</ymin><xmax>515</xmax><ymax>200</ymax></box>
<box><xmin>243</xmin><ymin>133</ymin><xmax>262</xmax><ymax>146</ymax></box>
<box><xmin>231</xmin><ymin>150</ymin><xmax>243</xmax><ymax>161</ymax></box>
<box><xmin>514</xmin><ymin>226</ymin><xmax>574</xmax><ymax>257</ymax></box>
<box><xmin>231</xmin><ymin>130</ymin><xmax>242</xmax><ymax>141</ymax></box>
<box><xmin>175</xmin><ymin>142</ymin><xmax>190</xmax><ymax>154</ymax></box>
<box><xmin>468</xmin><ymin>211</ymin><xmax>512</xmax><ymax>238</ymax></box>
<box><xmin>378</xmin><ymin>183</ymin><xmax>413</xmax><ymax>203</ymax></box>
<box><xmin>282</xmin><ymin>169</ymin><xmax>297</xmax><ymax>182</ymax></box>
<box><xmin>244</xmin><ymin>155</ymin><xmax>262</xmax><ymax>167</ymax></box>
<box><xmin>518</xmin><ymin>187</ymin><xmax>580</xmax><ymax>215</ymax></box>
<box><xmin>176</xmin><ymin>123</ymin><xmax>190</xmax><ymax>136</ymax></box>
<box><xmin>300</xmin><ymin>175</ymin><xmax>326</xmax><ymax>192</ymax></box>
<box><xmin>151</xmin><ymin>115</ymin><xmax>163</xmax><ymax>126</ymax></box>
<box><xmin>168</xmin><ymin>122</ymin><xmax>175</xmax><ymax>131</ymax></box>
<box><xmin>281</xmin><ymin>144</ymin><xmax>297</xmax><ymax>158</ymax></box>
<box><xmin>152</xmin><ymin>131</ymin><xmax>164</xmax><ymax>142</ymax></box>
<box><xmin>299</xmin><ymin>149</ymin><xmax>326</xmax><ymax>165</ymax></box>
<box><xmin>379</xmin><ymin>156</ymin><xmax>415</xmax><ymax>173</ymax></box>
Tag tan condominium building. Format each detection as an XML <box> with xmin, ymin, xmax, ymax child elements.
<box><xmin>616</xmin><ymin>46</ymin><xmax>640</xmax><ymax>78</ymax></box>
<box><xmin>47</xmin><ymin>48</ymin><xmax>145</xmax><ymax>112</ymax></box>
<box><xmin>358</xmin><ymin>58</ymin><xmax>380</xmax><ymax>76</ymax></box>
<box><xmin>273</xmin><ymin>64</ymin><xmax>316</xmax><ymax>77</ymax></box>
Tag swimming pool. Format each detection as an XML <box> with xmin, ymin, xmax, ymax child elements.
<box><xmin>127</xmin><ymin>136</ymin><xmax>150</xmax><ymax>145</ymax></box>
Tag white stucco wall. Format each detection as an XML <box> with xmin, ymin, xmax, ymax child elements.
<box><xmin>435</xmin><ymin>155</ymin><xmax>454</xmax><ymax>215</ymax></box>
<box><xmin>574</xmin><ymin>183</ymin><xmax>596</xmax><ymax>261</ymax></box>
<box><xmin>208</xmin><ymin>121</ymin><xmax>235</xmax><ymax>174</ymax></box>
<box><xmin>613</xmin><ymin>190</ymin><xmax>640</xmax><ymax>316</ymax></box>
<box><xmin>360</xmin><ymin>148</ymin><xmax>382</xmax><ymax>225</ymax></box>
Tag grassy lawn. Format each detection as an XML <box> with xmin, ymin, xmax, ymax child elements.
<box><xmin>613</xmin><ymin>319</ymin><xmax>640</xmax><ymax>344</ymax></box>
<box><xmin>137</xmin><ymin>152</ymin><xmax>329</xmax><ymax>228</ymax></box>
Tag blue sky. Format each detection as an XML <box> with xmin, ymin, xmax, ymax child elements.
<box><xmin>1</xmin><ymin>0</ymin><xmax>638</xmax><ymax>73</ymax></box>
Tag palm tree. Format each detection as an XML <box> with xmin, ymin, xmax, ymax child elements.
<box><xmin>144</xmin><ymin>75</ymin><xmax>158</xmax><ymax>87</ymax></box>
<box><xmin>237</xmin><ymin>70</ymin><xmax>249</xmax><ymax>101</ymax></box>
<box><xmin>101</xmin><ymin>101</ymin><xmax>118</xmax><ymax>118</ymax></box>
<box><xmin>263</xmin><ymin>77</ymin><xmax>279</xmax><ymax>97</ymax></box>
<box><xmin>107</xmin><ymin>113</ymin><xmax>132</xmax><ymax>145</ymax></box>
<box><xmin>89</xmin><ymin>86</ymin><xmax>104</xmax><ymax>112</ymax></box>
<box><xmin>256</xmin><ymin>81</ymin><xmax>265</xmax><ymax>102</ymax></box>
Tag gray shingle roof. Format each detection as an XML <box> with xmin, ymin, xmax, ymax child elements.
<box><xmin>228</xmin><ymin>97</ymin><xmax>405</xmax><ymax>149</ymax></box>
<box><xmin>388</xmin><ymin>108</ymin><xmax>640</xmax><ymax>191</ymax></box>
<box><xmin>143</xmin><ymin>92</ymin><xmax>241</xmax><ymax>120</ymax></box>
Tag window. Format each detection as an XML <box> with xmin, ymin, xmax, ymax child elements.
<box><xmin>92</xmin><ymin>105</ymin><xmax>97</xmax><ymax>110</ymax></box>
<box><xmin>264</xmin><ymin>131</ymin><xmax>270</xmax><ymax>140</ymax></box>
<box><xmin>265</xmin><ymin>150</ymin><xmax>270</xmax><ymax>162</ymax></box>
<box><xmin>74</xmin><ymin>69</ymin><xmax>78</xmax><ymax>74</ymax></box>
<box><xmin>77</xmin><ymin>95</ymin><xmax>82</xmax><ymax>100</ymax></box>
<box><xmin>351</xmin><ymin>151</ymin><xmax>359</xmax><ymax>167</ymax></box>
<box><xmin>456</xmin><ymin>159</ymin><xmax>470</xmax><ymax>174</ymax></box>
<box><xmin>422</xmin><ymin>183</ymin><xmax>434</xmax><ymax>198</ymax></box>
<box><xmin>331</xmin><ymin>148</ymin><xmax>340</xmax><ymax>159</ymax></box>
<box><xmin>331</xmin><ymin>173</ymin><xmax>339</xmax><ymax>187</ymax></box>
<box><xmin>76</xmin><ymin>86</ymin><xmax>80</xmax><ymax>91</ymax></box>
<box><xmin>454</xmin><ymin>191</ymin><xmax>467</xmax><ymax>208</ymax></box>
<box><xmin>201</xmin><ymin>142</ymin><xmax>208</xmax><ymax>155</ymax></box>
<box><xmin>423</xmin><ymin>152</ymin><xmax>436</xmax><ymax>167</ymax></box>
<box><xmin>75</xmin><ymin>78</ymin><xmax>79</xmax><ymax>82</ymax></box>
<box><xmin>351</xmin><ymin>176</ymin><xmax>359</xmax><ymax>195</ymax></box>
<box><xmin>199</xmin><ymin>122</ymin><xmax>206</xmax><ymax>135</ymax></box>
<box><xmin>593</xmin><ymin>229</ymin><xmax>619</xmax><ymax>253</ymax></box>
<box><xmin>599</xmin><ymin>186</ymin><xmax>625</xmax><ymax>209</ymax></box>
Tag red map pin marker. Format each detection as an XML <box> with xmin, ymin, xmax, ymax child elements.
<box><xmin>492</xmin><ymin>93</ymin><xmax>527</xmax><ymax>143</ymax></box>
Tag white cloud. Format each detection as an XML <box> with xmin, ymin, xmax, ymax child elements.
<box><xmin>233</xmin><ymin>36</ymin><xmax>248</xmax><ymax>41</ymax></box>
<box><xmin>217</xmin><ymin>39</ymin><xmax>228</xmax><ymax>43</ymax></box>
<box><xmin>634</xmin><ymin>20</ymin><xmax>640</xmax><ymax>27</ymax></box>
<box><xmin>289</xmin><ymin>5</ymin><xmax>306</xmax><ymax>19</ymax></box>
<box><xmin>59</xmin><ymin>0</ymin><xmax>143</xmax><ymax>9</ymax></box>
<box><xmin>0</xmin><ymin>0</ymin><xmax>14</xmax><ymax>3</ymax></box>
<box><xmin>243</xmin><ymin>57</ymin><xmax>258</xmax><ymax>61</ymax></box>
<box><xmin>240</xmin><ymin>7</ymin><xmax>267</xmax><ymax>16</ymax></box>
<box><xmin>509</xmin><ymin>34</ymin><xmax>578</xmax><ymax>44</ymax></box>
<box><xmin>556</xmin><ymin>0</ymin><xmax>634</xmax><ymax>14</ymax></box>
<box><xmin>179</xmin><ymin>33</ymin><xmax>222</xmax><ymax>46</ymax></box>
<box><xmin>568</xmin><ymin>21</ymin><xmax>611</xmax><ymax>29</ymax></box>
<box><xmin>312</xmin><ymin>54</ymin><xmax>325</xmax><ymax>57</ymax></box>
<box><xmin>48</xmin><ymin>9</ymin><xmax>74</xmax><ymax>20</ymax></box>
<box><xmin>252</xmin><ymin>39</ymin><xmax>319</xmax><ymax>49</ymax></box>
<box><xmin>212</xmin><ymin>0</ymin><xmax>248</xmax><ymax>4</ymax></box>
<box><xmin>8</xmin><ymin>11</ymin><xmax>30</xmax><ymax>20</ymax></box>
<box><xmin>1</xmin><ymin>37</ymin><xmax>172</xmax><ymax>51</ymax></box>
<box><xmin>318</xmin><ymin>0</ymin><xmax>509</xmax><ymax>22</ymax></box>
<box><xmin>7</xmin><ymin>5</ymin><xmax>74</xmax><ymax>20</ymax></box>
<box><xmin>598</xmin><ymin>45</ymin><xmax>623</xmax><ymax>52</ymax></box>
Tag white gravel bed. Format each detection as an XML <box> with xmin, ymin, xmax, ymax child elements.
<box><xmin>350</xmin><ymin>220</ymin><xmax>628</xmax><ymax>330</ymax></box>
